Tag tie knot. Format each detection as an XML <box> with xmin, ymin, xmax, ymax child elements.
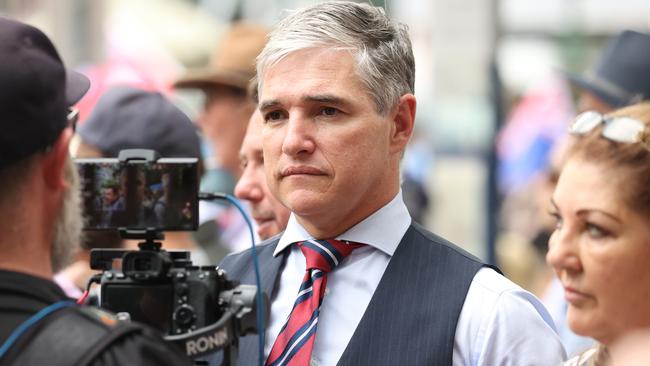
<box><xmin>297</xmin><ymin>239</ymin><xmax>364</xmax><ymax>272</ymax></box>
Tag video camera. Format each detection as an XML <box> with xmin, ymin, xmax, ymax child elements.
<box><xmin>76</xmin><ymin>150</ymin><xmax>265</xmax><ymax>365</ymax></box>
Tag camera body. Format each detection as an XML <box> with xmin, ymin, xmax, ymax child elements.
<box><xmin>93</xmin><ymin>247</ymin><xmax>233</xmax><ymax>335</ymax></box>
<box><xmin>81</xmin><ymin>151</ymin><xmax>265</xmax><ymax>361</ymax></box>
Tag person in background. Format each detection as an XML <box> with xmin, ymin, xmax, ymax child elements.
<box><xmin>0</xmin><ymin>17</ymin><xmax>191</xmax><ymax>365</ymax></box>
<box><xmin>210</xmin><ymin>2</ymin><xmax>565</xmax><ymax>365</ymax></box>
<box><xmin>58</xmin><ymin>86</ymin><xmax>209</xmax><ymax>299</ymax></box>
<box><xmin>175</xmin><ymin>22</ymin><xmax>268</xmax><ymax>187</ymax></box>
<box><xmin>174</xmin><ymin>22</ymin><xmax>269</xmax><ymax>254</ymax></box>
<box><xmin>537</xmin><ymin>29</ymin><xmax>650</xmax><ymax>357</ymax></box>
<box><xmin>567</xmin><ymin>30</ymin><xmax>650</xmax><ymax>114</ymax></box>
<box><xmin>230</xmin><ymin>78</ymin><xmax>290</xmax><ymax>240</ymax></box>
<box><xmin>234</xmin><ymin>86</ymin><xmax>291</xmax><ymax>240</ymax></box>
<box><xmin>99</xmin><ymin>182</ymin><xmax>123</xmax><ymax>227</ymax></box>
<box><xmin>547</xmin><ymin>102</ymin><xmax>650</xmax><ymax>365</ymax></box>
<box><xmin>74</xmin><ymin>86</ymin><xmax>206</xmax><ymax>259</ymax></box>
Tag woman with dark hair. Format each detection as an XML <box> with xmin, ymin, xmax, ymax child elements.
<box><xmin>547</xmin><ymin>102</ymin><xmax>650</xmax><ymax>365</ymax></box>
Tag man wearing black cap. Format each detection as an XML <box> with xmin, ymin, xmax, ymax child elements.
<box><xmin>0</xmin><ymin>17</ymin><xmax>191</xmax><ymax>365</ymax></box>
<box><xmin>568</xmin><ymin>30</ymin><xmax>650</xmax><ymax>113</ymax></box>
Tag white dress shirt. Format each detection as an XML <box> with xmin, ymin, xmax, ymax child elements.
<box><xmin>266</xmin><ymin>192</ymin><xmax>566</xmax><ymax>365</ymax></box>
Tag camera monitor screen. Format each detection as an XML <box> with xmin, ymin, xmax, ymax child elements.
<box><xmin>76</xmin><ymin>158</ymin><xmax>199</xmax><ymax>231</ymax></box>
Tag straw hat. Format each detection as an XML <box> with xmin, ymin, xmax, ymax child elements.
<box><xmin>174</xmin><ymin>22</ymin><xmax>268</xmax><ymax>91</ymax></box>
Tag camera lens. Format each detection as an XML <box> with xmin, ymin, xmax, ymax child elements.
<box><xmin>174</xmin><ymin>304</ymin><xmax>196</xmax><ymax>327</ymax></box>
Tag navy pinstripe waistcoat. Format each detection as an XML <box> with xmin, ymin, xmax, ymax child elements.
<box><xmin>208</xmin><ymin>222</ymin><xmax>488</xmax><ymax>366</ymax></box>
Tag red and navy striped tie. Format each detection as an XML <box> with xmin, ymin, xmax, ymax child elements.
<box><xmin>265</xmin><ymin>239</ymin><xmax>364</xmax><ymax>366</ymax></box>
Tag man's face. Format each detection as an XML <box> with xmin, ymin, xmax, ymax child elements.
<box><xmin>234</xmin><ymin>111</ymin><xmax>291</xmax><ymax>240</ymax></box>
<box><xmin>259</xmin><ymin>48</ymin><xmax>404</xmax><ymax>237</ymax></box>
<box><xmin>198</xmin><ymin>85</ymin><xmax>255</xmax><ymax>177</ymax></box>
<box><xmin>103</xmin><ymin>187</ymin><xmax>118</xmax><ymax>205</ymax></box>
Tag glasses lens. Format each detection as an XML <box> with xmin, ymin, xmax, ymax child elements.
<box><xmin>602</xmin><ymin>117</ymin><xmax>645</xmax><ymax>143</ymax></box>
<box><xmin>570</xmin><ymin>111</ymin><xmax>602</xmax><ymax>134</ymax></box>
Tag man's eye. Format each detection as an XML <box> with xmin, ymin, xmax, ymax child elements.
<box><xmin>320</xmin><ymin>107</ymin><xmax>339</xmax><ymax>116</ymax></box>
<box><xmin>264</xmin><ymin>111</ymin><xmax>285</xmax><ymax>122</ymax></box>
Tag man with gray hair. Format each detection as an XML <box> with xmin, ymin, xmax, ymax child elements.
<box><xmin>214</xmin><ymin>2</ymin><xmax>566</xmax><ymax>365</ymax></box>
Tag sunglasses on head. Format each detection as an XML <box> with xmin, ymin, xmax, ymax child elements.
<box><xmin>569</xmin><ymin>110</ymin><xmax>646</xmax><ymax>144</ymax></box>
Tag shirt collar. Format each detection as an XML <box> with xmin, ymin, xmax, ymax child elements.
<box><xmin>274</xmin><ymin>190</ymin><xmax>411</xmax><ymax>257</ymax></box>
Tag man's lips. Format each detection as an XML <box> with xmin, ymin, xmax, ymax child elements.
<box><xmin>280</xmin><ymin>166</ymin><xmax>326</xmax><ymax>178</ymax></box>
<box><xmin>253</xmin><ymin>215</ymin><xmax>274</xmax><ymax>225</ymax></box>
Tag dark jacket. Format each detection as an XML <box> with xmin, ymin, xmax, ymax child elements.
<box><xmin>0</xmin><ymin>270</ymin><xmax>192</xmax><ymax>366</ymax></box>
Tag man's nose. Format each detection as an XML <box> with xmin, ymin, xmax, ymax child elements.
<box><xmin>281</xmin><ymin>115</ymin><xmax>316</xmax><ymax>157</ymax></box>
<box><xmin>234</xmin><ymin>167</ymin><xmax>263</xmax><ymax>203</ymax></box>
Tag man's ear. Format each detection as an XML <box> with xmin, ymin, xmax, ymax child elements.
<box><xmin>389</xmin><ymin>93</ymin><xmax>416</xmax><ymax>154</ymax></box>
<box><xmin>41</xmin><ymin>129</ymin><xmax>73</xmax><ymax>190</ymax></box>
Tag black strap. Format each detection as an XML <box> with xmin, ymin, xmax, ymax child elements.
<box><xmin>2</xmin><ymin>306</ymin><xmax>144</xmax><ymax>366</ymax></box>
<box><xmin>0</xmin><ymin>300</ymin><xmax>75</xmax><ymax>360</ymax></box>
<box><xmin>75</xmin><ymin>321</ymin><xmax>144</xmax><ymax>366</ymax></box>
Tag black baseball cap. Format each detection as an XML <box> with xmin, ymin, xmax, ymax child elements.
<box><xmin>0</xmin><ymin>17</ymin><xmax>90</xmax><ymax>169</ymax></box>
<box><xmin>77</xmin><ymin>86</ymin><xmax>201</xmax><ymax>159</ymax></box>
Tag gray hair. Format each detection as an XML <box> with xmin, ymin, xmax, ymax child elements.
<box><xmin>257</xmin><ymin>1</ymin><xmax>415</xmax><ymax>115</ymax></box>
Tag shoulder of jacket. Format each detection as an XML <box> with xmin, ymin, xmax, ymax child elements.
<box><xmin>222</xmin><ymin>235</ymin><xmax>280</xmax><ymax>262</ymax></box>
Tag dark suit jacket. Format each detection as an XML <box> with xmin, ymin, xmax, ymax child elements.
<box><xmin>210</xmin><ymin>222</ymin><xmax>489</xmax><ymax>366</ymax></box>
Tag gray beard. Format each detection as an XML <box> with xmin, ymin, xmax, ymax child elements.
<box><xmin>51</xmin><ymin>157</ymin><xmax>83</xmax><ymax>273</ymax></box>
